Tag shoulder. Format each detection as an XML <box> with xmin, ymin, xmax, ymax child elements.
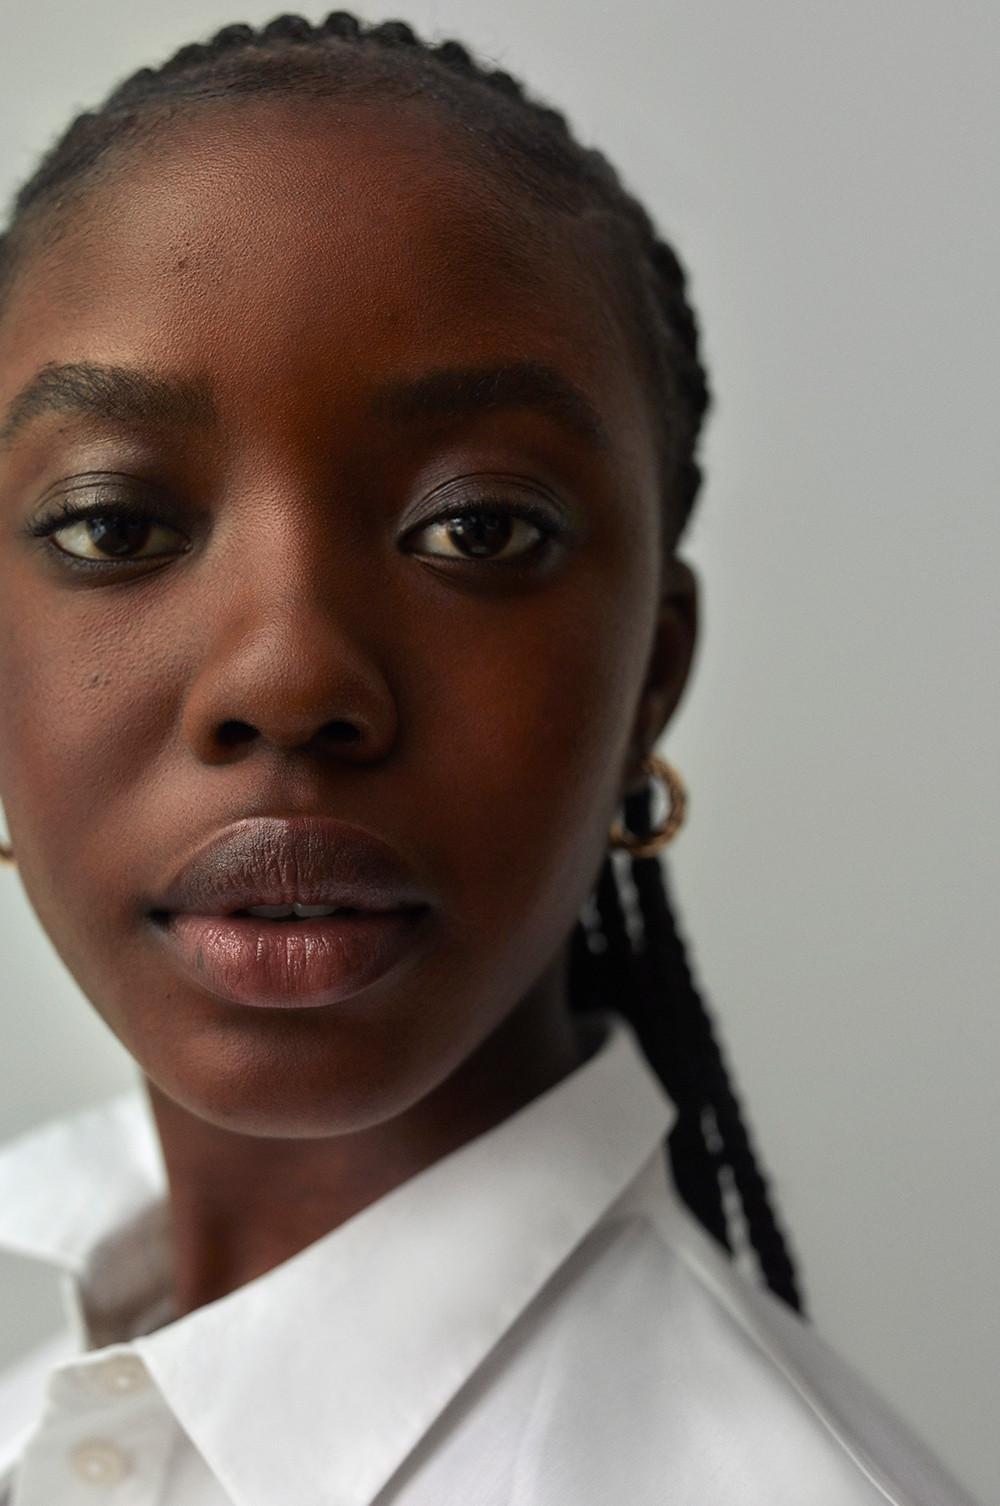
<box><xmin>516</xmin><ymin>1150</ymin><xmax>981</xmax><ymax>1506</ymax></box>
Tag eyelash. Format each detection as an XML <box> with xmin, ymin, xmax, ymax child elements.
<box><xmin>22</xmin><ymin>494</ymin><xmax>566</xmax><ymax>573</ymax></box>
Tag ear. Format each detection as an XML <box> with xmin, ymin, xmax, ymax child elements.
<box><xmin>622</xmin><ymin>555</ymin><xmax>699</xmax><ymax>797</ymax></box>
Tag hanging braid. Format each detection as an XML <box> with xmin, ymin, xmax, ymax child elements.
<box><xmin>627</xmin><ymin>789</ymin><xmax>803</xmax><ymax>1309</ymax></box>
<box><xmin>569</xmin><ymin>782</ymin><xmax>805</xmax><ymax>1312</ymax></box>
<box><xmin>0</xmin><ymin>11</ymin><xmax>804</xmax><ymax>1313</ymax></box>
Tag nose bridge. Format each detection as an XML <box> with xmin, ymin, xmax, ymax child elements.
<box><xmin>180</xmin><ymin>488</ymin><xmax>398</xmax><ymax>761</ymax></box>
<box><xmin>217</xmin><ymin>465</ymin><xmax>384</xmax><ymax>634</ymax></box>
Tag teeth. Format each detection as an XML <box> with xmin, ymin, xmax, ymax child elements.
<box><xmin>244</xmin><ymin>903</ymin><xmax>347</xmax><ymax>919</ymax></box>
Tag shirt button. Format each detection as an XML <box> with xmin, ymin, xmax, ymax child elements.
<box><xmin>96</xmin><ymin>1354</ymin><xmax>149</xmax><ymax>1395</ymax></box>
<box><xmin>69</xmin><ymin>1439</ymin><xmax>131</xmax><ymax>1486</ymax></box>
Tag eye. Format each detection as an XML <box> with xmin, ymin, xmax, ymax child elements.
<box><xmin>24</xmin><ymin>494</ymin><xmax>188</xmax><ymax>566</ymax></box>
<box><xmin>404</xmin><ymin>497</ymin><xmax>561</xmax><ymax>564</ymax></box>
<box><xmin>22</xmin><ymin>486</ymin><xmax>570</xmax><ymax>571</ymax></box>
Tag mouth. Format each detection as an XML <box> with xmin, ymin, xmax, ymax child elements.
<box><xmin>145</xmin><ymin>814</ymin><xmax>436</xmax><ymax>1008</ymax></box>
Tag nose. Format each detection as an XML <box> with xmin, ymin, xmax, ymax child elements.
<box><xmin>179</xmin><ymin>573</ymin><xmax>399</xmax><ymax>768</ymax></box>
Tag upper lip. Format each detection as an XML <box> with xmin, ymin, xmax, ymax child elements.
<box><xmin>148</xmin><ymin>817</ymin><xmax>432</xmax><ymax>917</ymax></box>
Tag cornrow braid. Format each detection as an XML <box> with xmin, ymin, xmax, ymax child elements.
<box><xmin>0</xmin><ymin>10</ymin><xmax>805</xmax><ymax>1313</ymax></box>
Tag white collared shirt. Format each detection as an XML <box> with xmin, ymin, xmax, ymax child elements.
<box><xmin>0</xmin><ymin>1011</ymin><xmax>980</xmax><ymax>1506</ymax></box>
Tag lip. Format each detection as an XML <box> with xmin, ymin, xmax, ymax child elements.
<box><xmin>146</xmin><ymin>816</ymin><xmax>435</xmax><ymax>1009</ymax></box>
<box><xmin>155</xmin><ymin>908</ymin><xmax>431</xmax><ymax>1009</ymax></box>
<box><xmin>149</xmin><ymin>815</ymin><xmax>433</xmax><ymax>916</ymax></box>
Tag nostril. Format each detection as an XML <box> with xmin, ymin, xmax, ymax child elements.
<box><xmin>217</xmin><ymin>721</ymin><xmax>256</xmax><ymax>748</ymax></box>
<box><xmin>322</xmin><ymin>722</ymin><xmax>362</xmax><ymax>744</ymax></box>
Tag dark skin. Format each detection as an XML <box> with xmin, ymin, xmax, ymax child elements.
<box><xmin>0</xmin><ymin>96</ymin><xmax>697</xmax><ymax>1318</ymax></box>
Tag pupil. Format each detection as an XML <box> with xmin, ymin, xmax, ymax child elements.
<box><xmin>448</xmin><ymin>513</ymin><xmax>512</xmax><ymax>557</ymax></box>
<box><xmin>89</xmin><ymin>516</ymin><xmax>151</xmax><ymax>558</ymax></box>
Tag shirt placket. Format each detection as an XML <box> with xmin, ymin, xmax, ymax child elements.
<box><xmin>9</xmin><ymin>1348</ymin><xmax>179</xmax><ymax>1506</ymax></box>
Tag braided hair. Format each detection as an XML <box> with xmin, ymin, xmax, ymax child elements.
<box><xmin>0</xmin><ymin>11</ymin><xmax>805</xmax><ymax>1315</ymax></box>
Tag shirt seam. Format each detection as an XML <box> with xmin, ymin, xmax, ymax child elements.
<box><xmin>645</xmin><ymin>1214</ymin><xmax>918</xmax><ymax>1506</ymax></box>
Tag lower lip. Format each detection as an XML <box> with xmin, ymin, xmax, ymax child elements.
<box><xmin>152</xmin><ymin>909</ymin><xmax>430</xmax><ymax>1009</ymax></box>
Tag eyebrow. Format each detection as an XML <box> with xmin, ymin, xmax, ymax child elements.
<box><xmin>0</xmin><ymin>362</ymin><xmax>218</xmax><ymax>452</ymax></box>
<box><xmin>0</xmin><ymin>357</ymin><xmax>613</xmax><ymax>457</ymax></box>
<box><xmin>371</xmin><ymin>360</ymin><xmax>614</xmax><ymax>456</ymax></box>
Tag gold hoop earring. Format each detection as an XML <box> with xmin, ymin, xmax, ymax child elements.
<box><xmin>608</xmin><ymin>751</ymin><xmax>687</xmax><ymax>857</ymax></box>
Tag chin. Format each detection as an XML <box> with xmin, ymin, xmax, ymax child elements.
<box><xmin>132</xmin><ymin>1008</ymin><xmax>435</xmax><ymax>1140</ymax></box>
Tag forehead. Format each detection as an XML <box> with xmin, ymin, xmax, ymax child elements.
<box><xmin>0</xmin><ymin>96</ymin><xmax>658</xmax><ymax>489</ymax></box>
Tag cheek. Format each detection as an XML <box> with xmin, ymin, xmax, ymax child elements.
<box><xmin>425</xmin><ymin>585</ymin><xmax>649</xmax><ymax>963</ymax></box>
<box><xmin>0</xmin><ymin>593</ymin><xmax>180</xmax><ymax>933</ymax></box>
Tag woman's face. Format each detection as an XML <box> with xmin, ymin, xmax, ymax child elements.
<box><xmin>0</xmin><ymin>97</ymin><xmax>696</xmax><ymax>1136</ymax></box>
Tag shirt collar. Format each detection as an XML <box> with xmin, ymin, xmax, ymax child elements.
<box><xmin>0</xmin><ymin>1011</ymin><xmax>677</xmax><ymax>1506</ymax></box>
<box><xmin>0</xmin><ymin>1080</ymin><xmax>166</xmax><ymax>1273</ymax></box>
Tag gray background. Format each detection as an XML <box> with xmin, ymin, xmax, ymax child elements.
<box><xmin>0</xmin><ymin>2</ymin><xmax>996</xmax><ymax>1501</ymax></box>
